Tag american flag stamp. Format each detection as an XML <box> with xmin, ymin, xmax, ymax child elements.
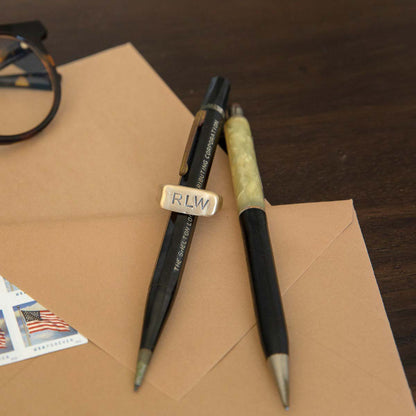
<box><xmin>0</xmin><ymin>276</ymin><xmax>87</xmax><ymax>366</ymax></box>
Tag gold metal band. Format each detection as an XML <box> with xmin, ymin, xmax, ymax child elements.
<box><xmin>201</xmin><ymin>103</ymin><xmax>225</xmax><ymax>118</ymax></box>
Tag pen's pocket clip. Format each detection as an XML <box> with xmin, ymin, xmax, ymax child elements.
<box><xmin>179</xmin><ymin>109</ymin><xmax>207</xmax><ymax>176</ymax></box>
<box><xmin>160</xmin><ymin>185</ymin><xmax>222</xmax><ymax>217</ymax></box>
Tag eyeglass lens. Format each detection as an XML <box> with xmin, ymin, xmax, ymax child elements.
<box><xmin>0</xmin><ymin>36</ymin><xmax>55</xmax><ymax>136</ymax></box>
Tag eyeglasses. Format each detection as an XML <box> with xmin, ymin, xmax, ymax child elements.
<box><xmin>0</xmin><ymin>20</ymin><xmax>61</xmax><ymax>144</ymax></box>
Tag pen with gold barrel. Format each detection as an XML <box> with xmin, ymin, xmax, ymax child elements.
<box><xmin>224</xmin><ymin>104</ymin><xmax>289</xmax><ymax>410</ymax></box>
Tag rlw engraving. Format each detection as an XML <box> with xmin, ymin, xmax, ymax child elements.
<box><xmin>160</xmin><ymin>185</ymin><xmax>222</xmax><ymax>217</ymax></box>
<box><xmin>171</xmin><ymin>193</ymin><xmax>210</xmax><ymax>210</ymax></box>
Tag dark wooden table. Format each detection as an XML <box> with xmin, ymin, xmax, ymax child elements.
<box><xmin>4</xmin><ymin>0</ymin><xmax>416</xmax><ymax>403</ymax></box>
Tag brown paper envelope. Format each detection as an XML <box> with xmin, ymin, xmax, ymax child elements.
<box><xmin>0</xmin><ymin>44</ymin><xmax>354</xmax><ymax>400</ymax></box>
<box><xmin>0</xmin><ymin>44</ymin><xmax>413</xmax><ymax>413</ymax></box>
<box><xmin>0</xmin><ymin>205</ymin><xmax>414</xmax><ymax>415</ymax></box>
<box><xmin>0</xmin><ymin>202</ymin><xmax>352</xmax><ymax>399</ymax></box>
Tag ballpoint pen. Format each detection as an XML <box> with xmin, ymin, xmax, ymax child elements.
<box><xmin>134</xmin><ymin>76</ymin><xmax>230</xmax><ymax>390</ymax></box>
<box><xmin>224</xmin><ymin>104</ymin><xmax>290</xmax><ymax>409</ymax></box>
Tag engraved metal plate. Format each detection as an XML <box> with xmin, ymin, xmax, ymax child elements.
<box><xmin>160</xmin><ymin>185</ymin><xmax>222</xmax><ymax>216</ymax></box>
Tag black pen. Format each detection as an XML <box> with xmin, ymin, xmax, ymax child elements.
<box><xmin>134</xmin><ymin>76</ymin><xmax>230</xmax><ymax>390</ymax></box>
<box><xmin>224</xmin><ymin>104</ymin><xmax>289</xmax><ymax>409</ymax></box>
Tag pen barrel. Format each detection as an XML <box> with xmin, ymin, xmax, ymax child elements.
<box><xmin>224</xmin><ymin>116</ymin><xmax>265</xmax><ymax>213</ymax></box>
<box><xmin>239</xmin><ymin>208</ymin><xmax>289</xmax><ymax>357</ymax></box>
<box><xmin>140</xmin><ymin>104</ymin><xmax>227</xmax><ymax>351</ymax></box>
<box><xmin>181</xmin><ymin>108</ymin><xmax>224</xmax><ymax>189</ymax></box>
<box><xmin>140</xmin><ymin>212</ymin><xmax>196</xmax><ymax>349</ymax></box>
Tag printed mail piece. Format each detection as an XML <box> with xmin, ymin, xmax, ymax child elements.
<box><xmin>0</xmin><ymin>44</ymin><xmax>413</xmax><ymax>415</ymax></box>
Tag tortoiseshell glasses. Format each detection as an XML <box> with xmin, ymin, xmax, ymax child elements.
<box><xmin>0</xmin><ymin>20</ymin><xmax>61</xmax><ymax>144</ymax></box>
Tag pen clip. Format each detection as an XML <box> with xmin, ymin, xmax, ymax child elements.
<box><xmin>179</xmin><ymin>109</ymin><xmax>206</xmax><ymax>176</ymax></box>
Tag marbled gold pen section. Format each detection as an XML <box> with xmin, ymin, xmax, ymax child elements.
<box><xmin>224</xmin><ymin>104</ymin><xmax>290</xmax><ymax>410</ymax></box>
<box><xmin>223</xmin><ymin>106</ymin><xmax>264</xmax><ymax>214</ymax></box>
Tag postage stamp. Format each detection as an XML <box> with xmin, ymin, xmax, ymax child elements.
<box><xmin>0</xmin><ymin>276</ymin><xmax>87</xmax><ymax>366</ymax></box>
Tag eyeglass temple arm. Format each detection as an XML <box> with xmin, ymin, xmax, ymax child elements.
<box><xmin>0</xmin><ymin>36</ymin><xmax>60</xmax><ymax>91</ymax></box>
<box><xmin>0</xmin><ymin>21</ymin><xmax>47</xmax><ymax>43</ymax></box>
<box><xmin>0</xmin><ymin>21</ymin><xmax>49</xmax><ymax>73</ymax></box>
<box><xmin>0</xmin><ymin>47</ymin><xmax>31</xmax><ymax>71</ymax></box>
<box><xmin>0</xmin><ymin>49</ymin><xmax>55</xmax><ymax>91</ymax></box>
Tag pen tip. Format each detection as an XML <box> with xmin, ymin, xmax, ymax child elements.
<box><xmin>134</xmin><ymin>348</ymin><xmax>152</xmax><ymax>391</ymax></box>
<box><xmin>267</xmin><ymin>353</ymin><xmax>290</xmax><ymax>410</ymax></box>
<box><xmin>230</xmin><ymin>103</ymin><xmax>244</xmax><ymax>117</ymax></box>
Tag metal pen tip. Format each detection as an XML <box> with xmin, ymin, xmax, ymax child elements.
<box><xmin>267</xmin><ymin>353</ymin><xmax>290</xmax><ymax>410</ymax></box>
<box><xmin>134</xmin><ymin>348</ymin><xmax>152</xmax><ymax>392</ymax></box>
<box><xmin>230</xmin><ymin>103</ymin><xmax>244</xmax><ymax>117</ymax></box>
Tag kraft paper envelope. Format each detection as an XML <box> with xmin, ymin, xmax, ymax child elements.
<box><xmin>0</xmin><ymin>44</ymin><xmax>414</xmax><ymax>415</ymax></box>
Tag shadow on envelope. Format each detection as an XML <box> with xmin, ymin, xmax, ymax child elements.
<box><xmin>0</xmin><ymin>44</ymin><xmax>414</xmax><ymax>415</ymax></box>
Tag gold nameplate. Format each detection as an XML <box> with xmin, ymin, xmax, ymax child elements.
<box><xmin>160</xmin><ymin>185</ymin><xmax>222</xmax><ymax>217</ymax></box>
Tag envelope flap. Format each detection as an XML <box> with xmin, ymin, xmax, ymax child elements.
<box><xmin>1</xmin><ymin>210</ymin><xmax>414</xmax><ymax>415</ymax></box>
<box><xmin>183</xmin><ymin>210</ymin><xmax>415</xmax><ymax>415</ymax></box>
<box><xmin>267</xmin><ymin>199</ymin><xmax>353</xmax><ymax>292</ymax></box>
<box><xmin>0</xmin><ymin>200</ymin><xmax>354</xmax><ymax>399</ymax></box>
<box><xmin>283</xmin><ymin>210</ymin><xmax>409</xmax><ymax>394</ymax></box>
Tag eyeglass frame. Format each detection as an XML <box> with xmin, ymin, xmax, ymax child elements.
<box><xmin>0</xmin><ymin>20</ymin><xmax>61</xmax><ymax>144</ymax></box>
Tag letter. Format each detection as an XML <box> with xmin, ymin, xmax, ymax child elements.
<box><xmin>185</xmin><ymin>195</ymin><xmax>194</xmax><ymax>208</ymax></box>
<box><xmin>195</xmin><ymin>196</ymin><xmax>210</xmax><ymax>210</ymax></box>
<box><xmin>172</xmin><ymin>192</ymin><xmax>182</xmax><ymax>205</ymax></box>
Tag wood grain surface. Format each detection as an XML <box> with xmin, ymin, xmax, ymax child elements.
<box><xmin>4</xmin><ymin>0</ymin><xmax>416</xmax><ymax>403</ymax></box>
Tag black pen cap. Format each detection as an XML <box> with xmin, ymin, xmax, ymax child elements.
<box><xmin>201</xmin><ymin>76</ymin><xmax>231</xmax><ymax>110</ymax></box>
